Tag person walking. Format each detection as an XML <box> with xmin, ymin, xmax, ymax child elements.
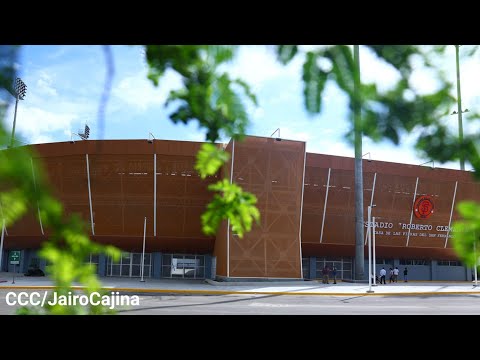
<box><xmin>393</xmin><ymin>267</ymin><xmax>399</xmax><ymax>283</ymax></box>
<box><xmin>389</xmin><ymin>268</ymin><xmax>394</xmax><ymax>283</ymax></box>
<box><xmin>379</xmin><ymin>267</ymin><xmax>386</xmax><ymax>284</ymax></box>
<box><xmin>403</xmin><ymin>267</ymin><xmax>408</xmax><ymax>282</ymax></box>
<box><xmin>322</xmin><ymin>265</ymin><xmax>330</xmax><ymax>284</ymax></box>
<box><xmin>331</xmin><ymin>266</ymin><xmax>337</xmax><ymax>284</ymax></box>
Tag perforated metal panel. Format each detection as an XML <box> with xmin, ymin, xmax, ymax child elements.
<box><xmin>217</xmin><ymin>136</ymin><xmax>305</xmax><ymax>278</ymax></box>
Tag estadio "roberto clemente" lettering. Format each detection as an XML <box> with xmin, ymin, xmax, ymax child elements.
<box><xmin>364</xmin><ymin>221</ymin><xmax>454</xmax><ymax>233</ymax></box>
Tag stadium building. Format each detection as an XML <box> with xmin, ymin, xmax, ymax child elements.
<box><xmin>1</xmin><ymin>136</ymin><xmax>478</xmax><ymax>281</ymax></box>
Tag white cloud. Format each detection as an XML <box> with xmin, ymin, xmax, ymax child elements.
<box><xmin>278</xmin><ymin>127</ymin><xmax>311</xmax><ymax>142</ymax></box>
<box><xmin>35</xmin><ymin>71</ymin><xmax>58</xmax><ymax>97</ymax></box>
<box><xmin>359</xmin><ymin>46</ymin><xmax>402</xmax><ymax>93</ymax></box>
<box><xmin>186</xmin><ymin>132</ymin><xmax>205</xmax><ymax>142</ymax></box>
<box><xmin>253</xmin><ymin>107</ymin><xmax>264</xmax><ymax>119</ymax></box>
<box><xmin>10</xmin><ymin>105</ymin><xmax>78</xmax><ymax>142</ymax></box>
<box><xmin>226</xmin><ymin>46</ymin><xmax>302</xmax><ymax>92</ymax></box>
<box><xmin>112</xmin><ymin>69</ymin><xmax>182</xmax><ymax>111</ymax></box>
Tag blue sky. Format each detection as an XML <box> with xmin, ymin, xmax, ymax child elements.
<box><xmin>5</xmin><ymin>45</ymin><xmax>480</xmax><ymax>170</ymax></box>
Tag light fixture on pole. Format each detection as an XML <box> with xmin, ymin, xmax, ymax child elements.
<box><xmin>70</xmin><ymin>124</ymin><xmax>91</xmax><ymax>143</ymax></box>
<box><xmin>419</xmin><ymin>160</ymin><xmax>435</xmax><ymax>169</ymax></box>
<box><xmin>362</xmin><ymin>152</ymin><xmax>372</xmax><ymax>162</ymax></box>
<box><xmin>10</xmin><ymin>77</ymin><xmax>27</xmax><ymax>148</ymax></box>
<box><xmin>270</xmin><ymin>128</ymin><xmax>281</xmax><ymax>141</ymax></box>
<box><xmin>147</xmin><ymin>132</ymin><xmax>156</xmax><ymax>144</ymax></box>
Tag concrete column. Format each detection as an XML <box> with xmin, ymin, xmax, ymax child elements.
<box><xmin>22</xmin><ymin>249</ymin><xmax>32</xmax><ymax>273</ymax></box>
<box><xmin>205</xmin><ymin>255</ymin><xmax>213</xmax><ymax>279</ymax></box>
<box><xmin>152</xmin><ymin>252</ymin><xmax>162</xmax><ymax>279</ymax></box>
<box><xmin>431</xmin><ymin>260</ymin><xmax>437</xmax><ymax>281</ymax></box>
<box><xmin>466</xmin><ymin>266</ymin><xmax>473</xmax><ymax>282</ymax></box>
<box><xmin>309</xmin><ymin>257</ymin><xmax>316</xmax><ymax>280</ymax></box>
<box><xmin>98</xmin><ymin>254</ymin><xmax>106</xmax><ymax>277</ymax></box>
<box><xmin>39</xmin><ymin>258</ymin><xmax>47</xmax><ymax>273</ymax></box>
<box><xmin>1</xmin><ymin>250</ymin><xmax>6</xmax><ymax>272</ymax></box>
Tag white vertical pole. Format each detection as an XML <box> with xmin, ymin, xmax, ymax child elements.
<box><xmin>320</xmin><ymin>168</ymin><xmax>331</xmax><ymax>243</ymax></box>
<box><xmin>474</xmin><ymin>232</ymin><xmax>478</xmax><ymax>287</ymax></box>
<box><xmin>86</xmin><ymin>154</ymin><xmax>95</xmax><ymax>235</ymax></box>
<box><xmin>227</xmin><ymin>140</ymin><xmax>235</xmax><ymax>277</ymax></box>
<box><xmin>30</xmin><ymin>158</ymin><xmax>44</xmax><ymax>235</ymax></box>
<box><xmin>444</xmin><ymin>181</ymin><xmax>458</xmax><ymax>248</ymax></box>
<box><xmin>367</xmin><ymin>206</ymin><xmax>373</xmax><ymax>293</ymax></box>
<box><xmin>365</xmin><ymin>173</ymin><xmax>377</xmax><ymax>245</ymax></box>
<box><xmin>0</xmin><ymin>219</ymin><xmax>5</xmax><ymax>271</ymax></box>
<box><xmin>406</xmin><ymin>177</ymin><xmax>419</xmax><ymax>247</ymax></box>
<box><xmin>140</xmin><ymin>217</ymin><xmax>146</xmax><ymax>282</ymax></box>
<box><xmin>0</xmin><ymin>201</ymin><xmax>8</xmax><ymax>236</ymax></box>
<box><xmin>372</xmin><ymin>216</ymin><xmax>376</xmax><ymax>286</ymax></box>
<box><xmin>154</xmin><ymin>153</ymin><xmax>157</xmax><ymax>237</ymax></box>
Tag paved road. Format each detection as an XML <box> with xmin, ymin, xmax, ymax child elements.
<box><xmin>1</xmin><ymin>290</ymin><xmax>479</xmax><ymax>315</ymax></box>
<box><xmin>118</xmin><ymin>293</ymin><xmax>480</xmax><ymax>315</ymax></box>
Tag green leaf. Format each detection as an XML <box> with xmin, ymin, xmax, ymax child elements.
<box><xmin>233</xmin><ymin>79</ymin><xmax>258</xmax><ymax>106</ymax></box>
<box><xmin>302</xmin><ymin>51</ymin><xmax>328</xmax><ymax>114</ymax></box>
<box><xmin>276</xmin><ymin>45</ymin><xmax>298</xmax><ymax>65</ymax></box>
<box><xmin>205</xmin><ymin>46</ymin><xmax>238</xmax><ymax>65</ymax></box>
<box><xmin>0</xmin><ymin>190</ymin><xmax>28</xmax><ymax>227</ymax></box>
<box><xmin>195</xmin><ymin>143</ymin><xmax>230</xmax><ymax>179</ymax></box>
<box><xmin>202</xmin><ymin>179</ymin><xmax>260</xmax><ymax>238</ymax></box>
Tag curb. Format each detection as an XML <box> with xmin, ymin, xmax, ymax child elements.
<box><xmin>1</xmin><ymin>285</ymin><xmax>480</xmax><ymax>297</ymax></box>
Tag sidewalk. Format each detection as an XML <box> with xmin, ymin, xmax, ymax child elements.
<box><xmin>1</xmin><ymin>273</ymin><xmax>479</xmax><ymax>296</ymax></box>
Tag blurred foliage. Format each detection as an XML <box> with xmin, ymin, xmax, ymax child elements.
<box><xmin>146</xmin><ymin>45</ymin><xmax>260</xmax><ymax>239</ymax></box>
<box><xmin>453</xmin><ymin>202</ymin><xmax>480</xmax><ymax>267</ymax></box>
<box><xmin>195</xmin><ymin>143</ymin><xmax>230</xmax><ymax>179</ymax></box>
<box><xmin>146</xmin><ymin>45</ymin><xmax>257</xmax><ymax>143</ymax></box>
<box><xmin>2</xmin><ymin>44</ymin><xmax>480</xmax><ymax>315</ymax></box>
<box><xmin>274</xmin><ymin>45</ymin><xmax>480</xmax><ymax>266</ymax></box>
<box><xmin>0</xmin><ymin>45</ymin><xmax>120</xmax><ymax>315</ymax></box>
<box><xmin>202</xmin><ymin>179</ymin><xmax>260</xmax><ymax>238</ymax></box>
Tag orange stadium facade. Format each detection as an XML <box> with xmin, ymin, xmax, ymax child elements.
<box><xmin>1</xmin><ymin>136</ymin><xmax>478</xmax><ymax>281</ymax></box>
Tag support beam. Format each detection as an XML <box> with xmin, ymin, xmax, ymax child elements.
<box><xmin>365</xmin><ymin>172</ymin><xmax>377</xmax><ymax>245</ymax></box>
<box><xmin>86</xmin><ymin>154</ymin><xmax>95</xmax><ymax>235</ymax></box>
<box><xmin>320</xmin><ymin>168</ymin><xmax>331</xmax><ymax>243</ymax></box>
<box><xmin>30</xmin><ymin>158</ymin><xmax>44</xmax><ymax>235</ymax></box>
<box><xmin>406</xmin><ymin>177</ymin><xmax>419</xmax><ymax>247</ymax></box>
<box><xmin>154</xmin><ymin>153</ymin><xmax>157</xmax><ymax>237</ymax></box>
<box><xmin>444</xmin><ymin>181</ymin><xmax>458</xmax><ymax>248</ymax></box>
<box><xmin>298</xmin><ymin>144</ymin><xmax>307</xmax><ymax>278</ymax></box>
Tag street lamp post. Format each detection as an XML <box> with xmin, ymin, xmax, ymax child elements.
<box><xmin>474</xmin><ymin>231</ymin><xmax>478</xmax><ymax>288</ymax></box>
<box><xmin>10</xmin><ymin>77</ymin><xmax>27</xmax><ymax>148</ymax></box>
<box><xmin>367</xmin><ymin>205</ymin><xmax>376</xmax><ymax>293</ymax></box>
<box><xmin>372</xmin><ymin>215</ymin><xmax>377</xmax><ymax>286</ymax></box>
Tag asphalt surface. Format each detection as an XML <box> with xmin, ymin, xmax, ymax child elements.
<box><xmin>1</xmin><ymin>290</ymin><xmax>480</xmax><ymax>315</ymax></box>
<box><xmin>1</xmin><ymin>273</ymin><xmax>480</xmax><ymax>314</ymax></box>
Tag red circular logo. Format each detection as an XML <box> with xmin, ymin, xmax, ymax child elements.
<box><xmin>414</xmin><ymin>195</ymin><xmax>434</xmax><ymax>219</ymax></box>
